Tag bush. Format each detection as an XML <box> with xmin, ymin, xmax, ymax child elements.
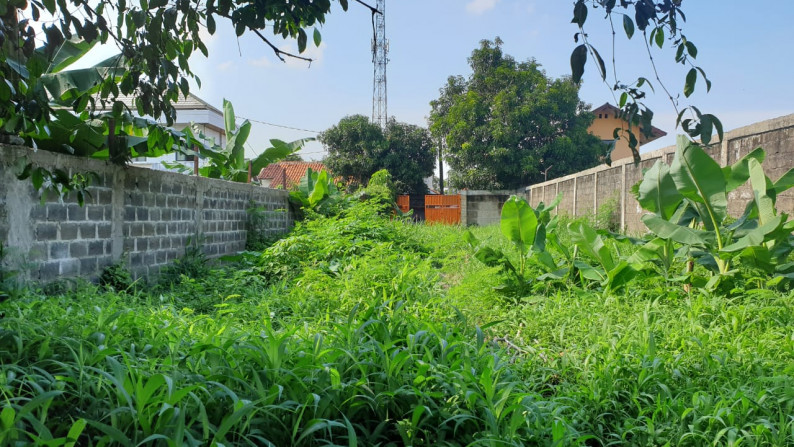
<box><xmin>98</xmin><ymin>261</ymin><xmax>134</xmax><ymax>292</ymax></box>
<box><xmin>158</xmin><ymin>237</ymin><xmax>210</xmax><ymax>286</ymax></box>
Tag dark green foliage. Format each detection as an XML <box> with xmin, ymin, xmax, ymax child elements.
<box><xmin>0</xmin><ymin>244</ymin><xmax>18</xmax><ymax>301</ymax></box>
<box><xmin>98</xmin><ymin>261</ymin><xmax>133</xmax><ymax>293</ymax></box>
<box><xmin>245</xmin><ymin>202</ymin><xmax>284</xmax><ymax>251</ymax></box>
<box><xmin>321</xmin><ymin>116</ymin><xmax>435</xmax><ymax>194</ymax></box>
<box><xmin>157</xmin><ymin>238</ymin><xmax>210</xmax><ymax>286</ymax></box>
<box><xmin>429</xmin><ymin>38</ymin><xmax>606</xmax><ymax>190</ymax></box>
<box><xmin>362</xmin><ymin>169</ymin><xmax>397</xmax><ymax>213</ymax></box>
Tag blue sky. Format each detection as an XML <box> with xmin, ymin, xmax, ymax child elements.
<box><xmin>86</xmin><ymin>0</ymin><xmax>794</xmax><ymax>161</ymax></box>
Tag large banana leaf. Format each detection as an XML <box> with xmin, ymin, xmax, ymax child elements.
<box><xmin>773</xmin><ymin>168</ymin><xmax>794</xmax><ymax>195</ymax></box>
<box><xmin>40</xmin><ymin>53</ymin><xmax>126</xmax><ymax>103</ymax></box>
<box><xmin>500</xmin><ymin>196</ymin><xmax>538</xmax><ymax>254</ymax></box>
<box><xmin>642</xmin><ymin>215</ymin><xmax>712</xmax><ymax>246</ymax></box>
<box><xmin>721</xmin><ymin>147</ymin><xmax>765</xmax><ymax>193</ymax></box>
<box><xmin>670</xmin><ymin>136</ymin><xmax>727</xmax><ymax>230</ymax></box>
<box><xmin>568</xmin><ymin>220</ymin><xmax>616</xmax><ymax>272</ymax></box>
<box><xmin>722</xmin><ymin>215</ymin><xmax>784</xmax><ymax>253</ymax></box>
<box><xmin>636</xmin><ymin>159</ymin><xmax>682</xmax><ymax>220</ymax></box>
<box><xmin>251</xmin><ymin>138</ymin><xmax>315</xmax><ymax>175</ymax></box>
<box><xmin>309</xmin><ymin>170</ymin><xmax>330</xmax><ymax>207</ymax></box>
<box><xmin>41</xmin><ymin>38</ymin><xmax>98</xmax><ymax>74</ymax></box>
<box><xmin>749</xmin><ymin>158</ymin><xmax>777</xmax><ymax>226</ymax></box>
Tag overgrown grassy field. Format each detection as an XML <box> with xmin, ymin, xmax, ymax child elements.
<box><xmin>1</xmin><ymin>202</ymin><xmax>793</xmax><ymax>446</ymax></box>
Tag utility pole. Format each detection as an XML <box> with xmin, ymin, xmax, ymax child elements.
<box><xmin>371</xmin><ymin>0</ymin><xmax>388</xmax><ymax>129</ymax></box>
<box><xmin>543</xmin><ymin>165</ymin><xmax>554</xmax><ymax>182</ymax></box>
<box><xmin>438</xmin><ymin>138</ymin><xmax>444</xmax><ymax>195</ymax></box>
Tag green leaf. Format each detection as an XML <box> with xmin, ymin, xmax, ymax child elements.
<box><xmin>722</xmin><ymin>147</ymin><xmax>765</xmax><ymax>192</ymax></box>
<box><xmin>298</xmin><ymin>29</ymin><xmax>307</xmax><ymax>53</ymax></box>
<box><xmin>700</xmin><ymin>114</ymin><xmax>713</xmax><ymax>145</ymax></box>
<box><xmin>589</xmin><ymin>45</ymin><xmax>607</xmax><ymax>81</ymax></box>
<box><xmin>500</xmin><ymin>196</ymin><xmax>538</xmax><ymax>253</ymax></box>
<box><xmin>43</xmin><ymin>0</ymin><xmax>56</xmax><ymax>13</ymax></box>
<box><xmin>670</xmin><ymin>136</ymin><xmax>727</xmax><ymax>229</ymax></box>
<box><xmin>773</xmin><ymin>168</ymin><xmax>794</xmax><ymax>195</ymax></box>
<box><xmin>207</xmin><ymin>15</ymin><xmax>216</xmax><ymax>34</ymax></box>
<box><xmin>722</xmin><ymin>215</ymin><xmax>783</xmax><ymax>253</ymax></box>
<box><xmin>570</xmin><ymin>44</ymin><xmax>587</xmax><ymax>84</ymax></box>
<box><xmin>642</xmin><ymin>215</ymin><xmax>710</xmax><ymax>246</ymax></box>
<box><xmin>636</xmin><ymin>159</ymin><xmax>683</xmax><ymax>220</ymax></box>
<box><xmin>65</xmin><ymin>419</ymin><xmax>87</xmax><ymax>447</ymax></box>
<box><xmin>571</xmin><ymin>0</ymin><xmax>588</xmax><ymax>26</ymax></box>
<box><xmin>569</xmin><ymin>220</ymin><xmax>615</xmax><ymax>272</ymax></box>
<box><xmin>463</xmin><ymin>230</ymin><xmax>479</xmax><ymax>248</ymax></box>
<box><xmin>654</xmin><ymin>26</ymin><xmax>664</xmax><ymax>48</ymax></box>
<box><xmin>685</xmin><ymin>40</ymin><xmax>697</xmax><ymax>58</ymax></box>
<box><xmin>313</xmin><ymin>28</ymin><xmax>322</xmax><ymax>47</ymax></box>
<box><xmin>622</xmin><ymin>14</ymin><xmax>634</xmax><ymax>39</ymax></box>
<box><xmin>748</xmin><ymin>158</ymin><xmax>776</xmax><ymax>226</ymax></box>
<box><xmin>684</xmin><ymin>68</ymin><xmax>697</xmax><ymax>97</ymax></box>
<box><xmin>223</xmin><ymin>98</ymin><xmax>236</xmax><ymax>135</ymax></box>
<box><xmin>0</xmin><ymin>406</ymin><xmax>15</xmax><ymax>429</ymax></box>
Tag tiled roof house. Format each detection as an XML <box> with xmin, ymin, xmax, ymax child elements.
<box><xmin>257</xmin><ymin>161</ymin><xmax>328</xmax><ymax>189</ymax></box>
<box><xmin>588</xmin><ymin>102</ymin><xmax>667</xmax><ymax>161</ymax></box>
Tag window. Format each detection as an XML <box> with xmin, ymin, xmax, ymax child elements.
<box><xmin>175</xmin><ymin>152</ymin><xmax>195</xmax><ymax>162</ymax></box>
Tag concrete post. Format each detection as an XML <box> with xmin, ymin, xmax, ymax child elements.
<box><xmin>573</xmin><ymin>176</ymin><xmax>578</xmax><ymax>217</ymax></box>
<box><xmin>620</xmin><ymin>164</ymin><xmax>627</xmax><ymax>233</ymax></box>
<box><xmin>111</xmin><ymin>168</ymin><xmax>125</xmax><ymax>261</ymax></box>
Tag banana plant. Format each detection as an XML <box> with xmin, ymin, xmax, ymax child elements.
<box><xmin>197</xmin><ymin>99</ymin><xmax>314</xmax><ymax>182</ymax></box>
<box><xmin>568</xmin><ymin>220</ymin><xmax>637</xmax><ymax>290</ymax></box>
<box><xmin>289</xmin><ymin>168</ymin><xmax>342</xmax><ymax>214</ymax></box>
<box><xmin>464</xmin><ymin>195</ymin><xmax>563</xmax><ymax>297</ymax></box>
<box><xmin>636</xmin><ymin>136</ymin><xmax>794</xmax><ymax>288</ymax></box>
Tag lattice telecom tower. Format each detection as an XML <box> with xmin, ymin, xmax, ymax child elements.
<box><xmin>371</xmin><ymin>0</ymin><xmax>388</xmax><ymax>129</ymax></box>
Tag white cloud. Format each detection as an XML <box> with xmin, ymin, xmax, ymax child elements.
<box><xmin>465</xmin><ymin>0</ymin><xmax>500</xmax><ymax>15</ymax></box>
<box><xmin>217</xmin><ymin>61</ymin><xmax>234</xmax><ymax>72</ymax></box>
<box><xmin>247</xmin><ymin>56</ymin><xmax>273</xmax><ymax>68</ymax></box>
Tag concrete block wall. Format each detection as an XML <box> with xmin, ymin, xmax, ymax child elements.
<box><xmin>0</xmin><ymin>144</ymin><xmax>291</xmax><ymax>282</ymax></box>
<box><xmin>460</xmin><ymin>190</ymin><xmax>518</xmax><ymax>226</ymax></box>
<box><xmin>522</xmin><ymin>113</ymin><xmax>794</xmax><ymax>234</ymax></box>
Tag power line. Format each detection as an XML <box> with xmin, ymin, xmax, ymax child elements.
<box><xmin>236</xmin><ymin>115</ymin><xmax>322</xmax><ymax>134</ymax></box>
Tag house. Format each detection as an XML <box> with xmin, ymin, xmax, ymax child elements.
<box><xmin>588</xmin><ymin>103</ymin><xmax>667</xmax><ymax>161</ymax></box>
<box><xmin>257</xmin><ymin>161</ymin><xmax>328</xmax><ymax>189</ymax></box>
<box><xmin>98</xmin><ymin>93</ymin><xmax>226</xmax><ymax>172</ymax></box>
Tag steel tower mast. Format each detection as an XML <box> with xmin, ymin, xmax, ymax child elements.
<box><xmin>371</xmin><ymin>0</ymin><xmax>388</xmax><ymax>128</ymax></box>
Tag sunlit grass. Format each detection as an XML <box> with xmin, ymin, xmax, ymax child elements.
<box><xmin>1</xmin><ymin>203</ymin><xmax>793</xmax><ymax>445</ymax></box>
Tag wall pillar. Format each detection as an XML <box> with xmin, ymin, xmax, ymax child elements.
<box><xmin>111</xmin><ymin>168</ymin><xmax>125</xmax><ymax>261</ymax></box>
<box><xmin>620</xmin><ymin>164</ymin><xmax>627</xmax><ymax>233</ymax></box>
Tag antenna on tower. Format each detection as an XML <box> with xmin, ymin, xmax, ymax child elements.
<box><xmin>371</xmin><ymin>0</ymin><xmax>388</xmax><ymax>129</ymax></box>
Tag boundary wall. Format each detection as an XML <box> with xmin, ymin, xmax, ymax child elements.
<box><xmin>460</xmin><ymin>113</ymin><xmax>794</xmax><ymax>232</ymax></box>
<box><xmin>0</xmin><ymin>144</ymin><xmax>291</xmax><ymax>281</ymax></box>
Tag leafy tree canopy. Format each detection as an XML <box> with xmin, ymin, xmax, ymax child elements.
<box><xmin>320</xmin><ymin>115</ymin><xmax>435</xmax><ymax>195</ymax></box>
<box><xmin>429</xmin><ymin>38</ymin><xmax>606</xmax><ymax>190</ymax></box>
<box><xmin>0</xmin><ymin>0</ymin><xmax>346</xmax><ymax>160</ymax></box>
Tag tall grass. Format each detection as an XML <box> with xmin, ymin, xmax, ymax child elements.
<box><xmin>1</xmin><ymin>202</ymin><xmax>792</xmax><ymax>445</ymax></box>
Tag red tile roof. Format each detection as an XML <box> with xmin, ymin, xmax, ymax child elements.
<box><xmin>256</xmin><ymin>161</ymin><xmax>328</xmax><ymax>189</ymax></box>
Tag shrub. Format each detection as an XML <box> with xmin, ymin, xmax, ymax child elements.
<box><xmin>98</xmin><ymin>260</ymin><xmax>134</xmax><ymax>292</ymax></box>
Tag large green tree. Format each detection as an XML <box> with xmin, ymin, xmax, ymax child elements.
<box><xmin>429</xmin><ymin>38</ymin><xmax>606</xmax><ymax>190</ymax></box>
<box><xmin>1</xmin><ymin>0</ymin><xmax>358</xmax><ymax>161</ymax></box>
<box><xmin>320</xmin><ymin>115</ymin><xmax>435</xmax><ymax>194</ymax></box>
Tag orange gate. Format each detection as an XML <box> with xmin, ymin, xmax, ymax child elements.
<box><xmin>396</xmin><ymin>195</ymin><xmax>411</xmax><ymax>213</ymax></box>
<box><xmin>425</xmin><ymin>195</ymin><xmax>460</xmax><ymax>224</ymax></box>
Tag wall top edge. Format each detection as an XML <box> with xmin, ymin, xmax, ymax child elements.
<box><xmin>525</xmin><ymin>112</ymin><xmax>794</xmax><ymax>191</ymax></box>
<box><xmin>1</xmin><ymin>144</ymin><xmax>288</xmax><ymax>196</ymax></box>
